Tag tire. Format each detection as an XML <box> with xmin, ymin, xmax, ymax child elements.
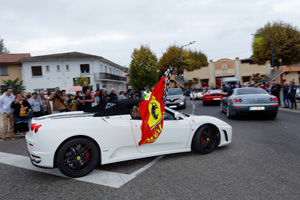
<box><xmin>203</xmin><ymin>101</ymin><xmax>207</xmax><ymax>106</ymax></box>
<box><xmin>57</xmin><ymin>138</ymin><xmax>99</xmax><ymax>178</ymax></box>
<box><xmin>226</xmin><ymin>106</ymin><xmax>234</xmax><ymax>119</ymax></box>
<box><xmin>192</xmin><ymin>125</ymin><xmax>217</xmax><ymax>154</ymax></box>
<box><xmin>182</xmin><ymin>103</ymin><xmax>186</xmax><ymax>109</ymax></box>
<box><xmin>268</xmin><ymin>112</ymin><xmax>277</xmax><ymax>120</ymax></box>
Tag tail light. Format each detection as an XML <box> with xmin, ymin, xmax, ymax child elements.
<box><xmin>234</xmin><ymin>99</ymin><xmax>242</xmax><ymax>103</ymax></box>
<box><xmin>31</xmin><ymin>123</ymin><xmax>36</xmax><ymax>131</ymax></box>
<box><xmin>34</xmin><ymin>125</ymin><xmax>42</xmax><ymax>133</ymax></box>
<box><xmin>270</xmin><ymin>98</ymin><xmax>278</xmax><ymax>101</ymax></box>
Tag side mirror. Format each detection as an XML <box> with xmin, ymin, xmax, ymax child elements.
<box><xmin>174</xmin><ymin>112</ymin><xmax>180</xmax><ymax>120</ymax></box>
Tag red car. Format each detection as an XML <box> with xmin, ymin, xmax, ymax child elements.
<box><xmin>203</xmin><ymin>89</ymin><xmax>227</xmax><ymax>106</ymax></box>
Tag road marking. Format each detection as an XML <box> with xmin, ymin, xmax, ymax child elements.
<box><xmin>191</xmin><ymin>101</ymin><xmax>195</xmax><ymax>115</ymax></box>
<box><xmin>0</xmin><ymin>152</ymin><xmax>163</xmax><ymax>188</ymax></box>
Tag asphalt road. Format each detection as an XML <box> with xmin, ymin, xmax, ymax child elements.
<box><xmin>0</xmin><ymin>99</ymin><xmax>299</xmax><ymax>200</ymax></box>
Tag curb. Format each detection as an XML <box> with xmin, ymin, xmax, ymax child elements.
<box><xmin>279</xmin><ymin>108</ymin><xmax>300</xmax><ymax>114</ymax></box>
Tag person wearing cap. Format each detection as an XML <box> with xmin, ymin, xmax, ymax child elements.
<box><xmin>27</xmin><ymin>92</ymin><xmax>42</xmax><ymax>117</ymax></box>
<box><xmin>143</xmin><ymin>86</ymin><xmax>151</xmax><ymax>100</ymax></box>
<box><xmin>66</xmin><ymin>94</ymin><xmax>79</xmax><ymax>111</ymax></box>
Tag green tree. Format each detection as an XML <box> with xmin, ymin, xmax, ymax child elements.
<box><xmin>252</xmin><ymin>20</ymin><xmax>300</xmax><ymax>66</ymax></box>
<box><xmin>0</xmin><ymin>36</ymin><xmax>10</xmax><ymax>54</ymax></box>
<box><xmin>129</xmin><ymin>45</ymin><xmax>158</xmax><ymax>91</ymax></box>
<box><xmin>73</xmin><ymin>76</ymin><xmax>90</xmax><ymax>86</ymax></box>
<box><xmin>1</xmin><ymin>78</ymin><xmax>25</xmax><ymax>94</ymax></box>
<box><xmin>159</xmin><ymin>45</ymin><xmax>208</xmax><ymax>75</ymax></box>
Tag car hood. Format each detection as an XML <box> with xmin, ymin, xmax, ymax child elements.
<box><xmin>166</xmin><ymin>94</ymin><xmax>183</xmax><ymax>100</ymax></box>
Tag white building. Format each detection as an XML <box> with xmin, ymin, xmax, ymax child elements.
<box><xmin>21</xmin><ymin>52</ymin><xmax>126</xmax><ymax>94</ymax></box>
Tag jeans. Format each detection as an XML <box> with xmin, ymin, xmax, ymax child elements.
<box><xmin>283</xmin><ymin>95</ymin><xmax>290</xmax><ymax>107</ymax></box>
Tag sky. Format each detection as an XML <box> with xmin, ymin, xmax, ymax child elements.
<box><xmin>1</xmin><ymin>0</ymin><xmax>300</xmax><ymax>67</ymax></box>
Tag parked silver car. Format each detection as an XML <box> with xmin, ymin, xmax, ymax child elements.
<box><xmin>165</xmin><ymin>88</ymin><xmax>186</xmax><ymax>109</ymax></box>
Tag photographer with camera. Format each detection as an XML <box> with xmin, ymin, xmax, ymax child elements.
<box><xmin>49</xmin><ymin>87</ymin><xmax>66</xmax><ymax>114</ymax></box>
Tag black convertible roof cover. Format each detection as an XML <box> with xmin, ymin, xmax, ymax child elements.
<box><xmin>85</xmin><ymin>99</ymin><xmax>145</xmax><ymax>117</ymax></box>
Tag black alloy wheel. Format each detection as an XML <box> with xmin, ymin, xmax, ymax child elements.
<box><xmin>57</xmin><ymin>138</ymin><xmax>99</xmax><ymax>178</ymax></box>
<box><xmin>192</xmin><ymin>125</ymin><xmax>217</xmax><ymax>154</ymax></box>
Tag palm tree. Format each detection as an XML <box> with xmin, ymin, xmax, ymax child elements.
<box><xmin>1</xmin><ymin>78</ymin><xmax>26</xmax><ymax>94</ymax></box>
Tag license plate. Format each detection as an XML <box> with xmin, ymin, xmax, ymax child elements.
<box><xmin>213</xmin><ymin>98</ymin><xmax>221</xmax><ymax>100</ymax></box>
<box><xmin>169</xmin><ymin>105</ymin><xmax>177</xmax><ymax>108</ymax></box>
<box><xmin>249</xmin><ymin>107</ymin><xmax>265</xmax><ymax>110</ymax></box>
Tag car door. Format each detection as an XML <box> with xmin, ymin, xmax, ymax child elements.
<box><xmin>130</xmin><ymin>110</ymin><xmax>191</xmax><ymax>153</ymax></box>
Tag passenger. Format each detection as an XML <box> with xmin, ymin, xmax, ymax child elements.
<box><xmin>132</xmin><ymin>106</ymin><xmax>141</xmax><ymax>119</ymax></box>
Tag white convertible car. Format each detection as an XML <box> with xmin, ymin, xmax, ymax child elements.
<box><xmin>26</xmin><ymin>99</ymin><xmax>232</xmax><ymax>178</ymax></box>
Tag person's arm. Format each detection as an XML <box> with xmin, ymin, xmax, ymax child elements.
<box><xmin>80</xmin><ymin>95</ymin><xmax>86</xmax><ymax>103</ymax></box>
<box><xmin>48</xmin><ymin>93</ymin><xmax>56</xmax><ymax>100</ymax></box>
<box><xmin>65</xmin><ymin>102</ymin><xmax>72</xmax><ymax>111</ymax></box>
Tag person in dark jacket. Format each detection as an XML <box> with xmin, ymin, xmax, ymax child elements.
<box><xmin>108</xmin><ymin>88</ymin><xmax>118</xmax><ymax>100</ymax></box>
<box><xmin>11</xmin><ymin>93</ymin><xmax>31</xmax><ymax>136</ymax></box>
<box><xmin>288</xmin><ymin>81</ymin><xmax>297</xmax><ymax>109</ymax></box>
<box><xmin>283</xmin><ymin>83</ymin><xmax>290</xmax><ymax>108</ymax></box>
<box><xmin>270</xmin><ymin>81</ymin><xmax>281</xmax><ymax>106</ymax></box>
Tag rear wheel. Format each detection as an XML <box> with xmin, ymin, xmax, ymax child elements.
<box><xmin>192</xmin><ymin>125</ymin><xmax>217</xmax><ymax>154</ymax></box>
<box><xmin>57</xmin><ymin>138</ymin><xmax>99</xmax><ymax>178</ymax></box>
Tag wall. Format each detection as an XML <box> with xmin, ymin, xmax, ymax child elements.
<box><xmin>0</xmin><ymin>64</ymin><xmax>22</xmax><ymax>82</ymax></box>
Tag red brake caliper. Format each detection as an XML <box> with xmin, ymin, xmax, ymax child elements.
<box><xmin>84</xmin><ymin>152</ymin><xmax>90</xmax><ymax>162</ymax></box>
<box><xmin>201</xmin><ymin>136</ymin><xmax>204</xmax><ymax>144</ymax></box>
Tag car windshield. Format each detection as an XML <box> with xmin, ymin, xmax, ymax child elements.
<box><xmin>167</xmin><ymin>89</ymin><xmax>183</xmax><ymax>95</ymax></box>
<box><xmin>237</xmin><ymin>88</ymin><xmax>268</xmax><ymax>95</ymax></box>
<box><xmin>209</xmin><ymin>90</ymin><xmax>222</xmax><ymax>94</ymax></box>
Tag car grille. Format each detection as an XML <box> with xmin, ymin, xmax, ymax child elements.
<box><xmin>166</xmin><ymin>98</ymin><xmax>179</xmax><ymax>102</ymax></box>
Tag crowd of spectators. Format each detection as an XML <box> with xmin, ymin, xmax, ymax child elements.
<box><xmin>0</xmin><ymin>83</ymin><xmax>143</xmax><ymax>141</ymax></box>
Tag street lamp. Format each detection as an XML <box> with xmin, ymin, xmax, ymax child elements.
<box><xmin>180</xmin><ymin>41</ymin><xmax>196</xmax><ymax>78</ymax></box>
<box><xmin>252</xmin><ymin>34</ymin><xmax>274</xmax><ymax>73</ymax></box>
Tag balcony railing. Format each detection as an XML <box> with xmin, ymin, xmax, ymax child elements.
<box><xmin>94</xmin><ymin>73</ymin><xmax>126</xmax><ymax>82</ymax></box>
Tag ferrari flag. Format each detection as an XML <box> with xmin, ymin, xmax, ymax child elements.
<box><xmin>138</xmin><ymin>66</ymin><xmax>172</xmax><ymax>146</ymax></box>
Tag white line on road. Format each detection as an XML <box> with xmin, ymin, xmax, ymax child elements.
<box><xmin>0</xmin><ymin>152</ymin><xmax>163</xmax><ymax>188</ymax></box>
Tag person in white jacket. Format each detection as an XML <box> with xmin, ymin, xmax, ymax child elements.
<box><xmin>0</xmin><ymin>88</ymin><xmax>15</xmax><ymax>141</ymax></box>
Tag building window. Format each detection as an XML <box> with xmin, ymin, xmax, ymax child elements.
<box><xmin>0</xmin><ymin>66</ymin><xmax>8</xmax><ymax>76</ymax></box>
<box><xmin>104</xmin><ymin>66</ymin><xmax>107</xmax><ymax>73</ymax></box>
<box><xmin>57</xmin><ymin>65</ymin><xmax>60</xmax><ymax>71</ymax></box>
<box><xmin>222</xmin><ymin>61</ymin><xmax>227</xmax><ymax>69</ymax></box>
<box><xmin>80</xmin><ymin>64</ymin><xmax>90</xmax><ymax>73</ymax></box>
<box><xmin>32</xmin><ymin>66</ymin><xmax>42</xmax><ymax>76</ymax></box>
<box><xmin>109</xmin><ymin>68</ymin><xmax>112</xmax><ymax>74</ymax></box>
<box><xmin>46</xmin><ymin>65</ymin><xmax>50</xmax><ymax>72</ymax></box>
<box><xmin>113</xmin><ymin>69</ymin><xmax>115</xmax><ymax>74</ymax></box>
<box><xmin>66</xmin><ymin>65</ymin><xmax>69</xmax><ymax>71</ymax></box>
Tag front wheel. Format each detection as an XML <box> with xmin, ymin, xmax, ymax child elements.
<box><xmin>57</xmin><ymin>138</ymin><xmax>99</xmax><ymax>178</ymax></box>
<box><xmin>192</xmin><ymin>125</ymin><xmax>217</xmax><ymax>154</ymax></box>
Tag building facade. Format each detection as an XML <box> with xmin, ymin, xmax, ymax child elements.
<box><xmin>0</xmin><ymin>53</ymin><xmax>31</xmax><ymax>90</ymax></box>
<box><xmin>21</xmin><ymin>52</ymin><xmax>126</xmax><ymax>94</ymax></box>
